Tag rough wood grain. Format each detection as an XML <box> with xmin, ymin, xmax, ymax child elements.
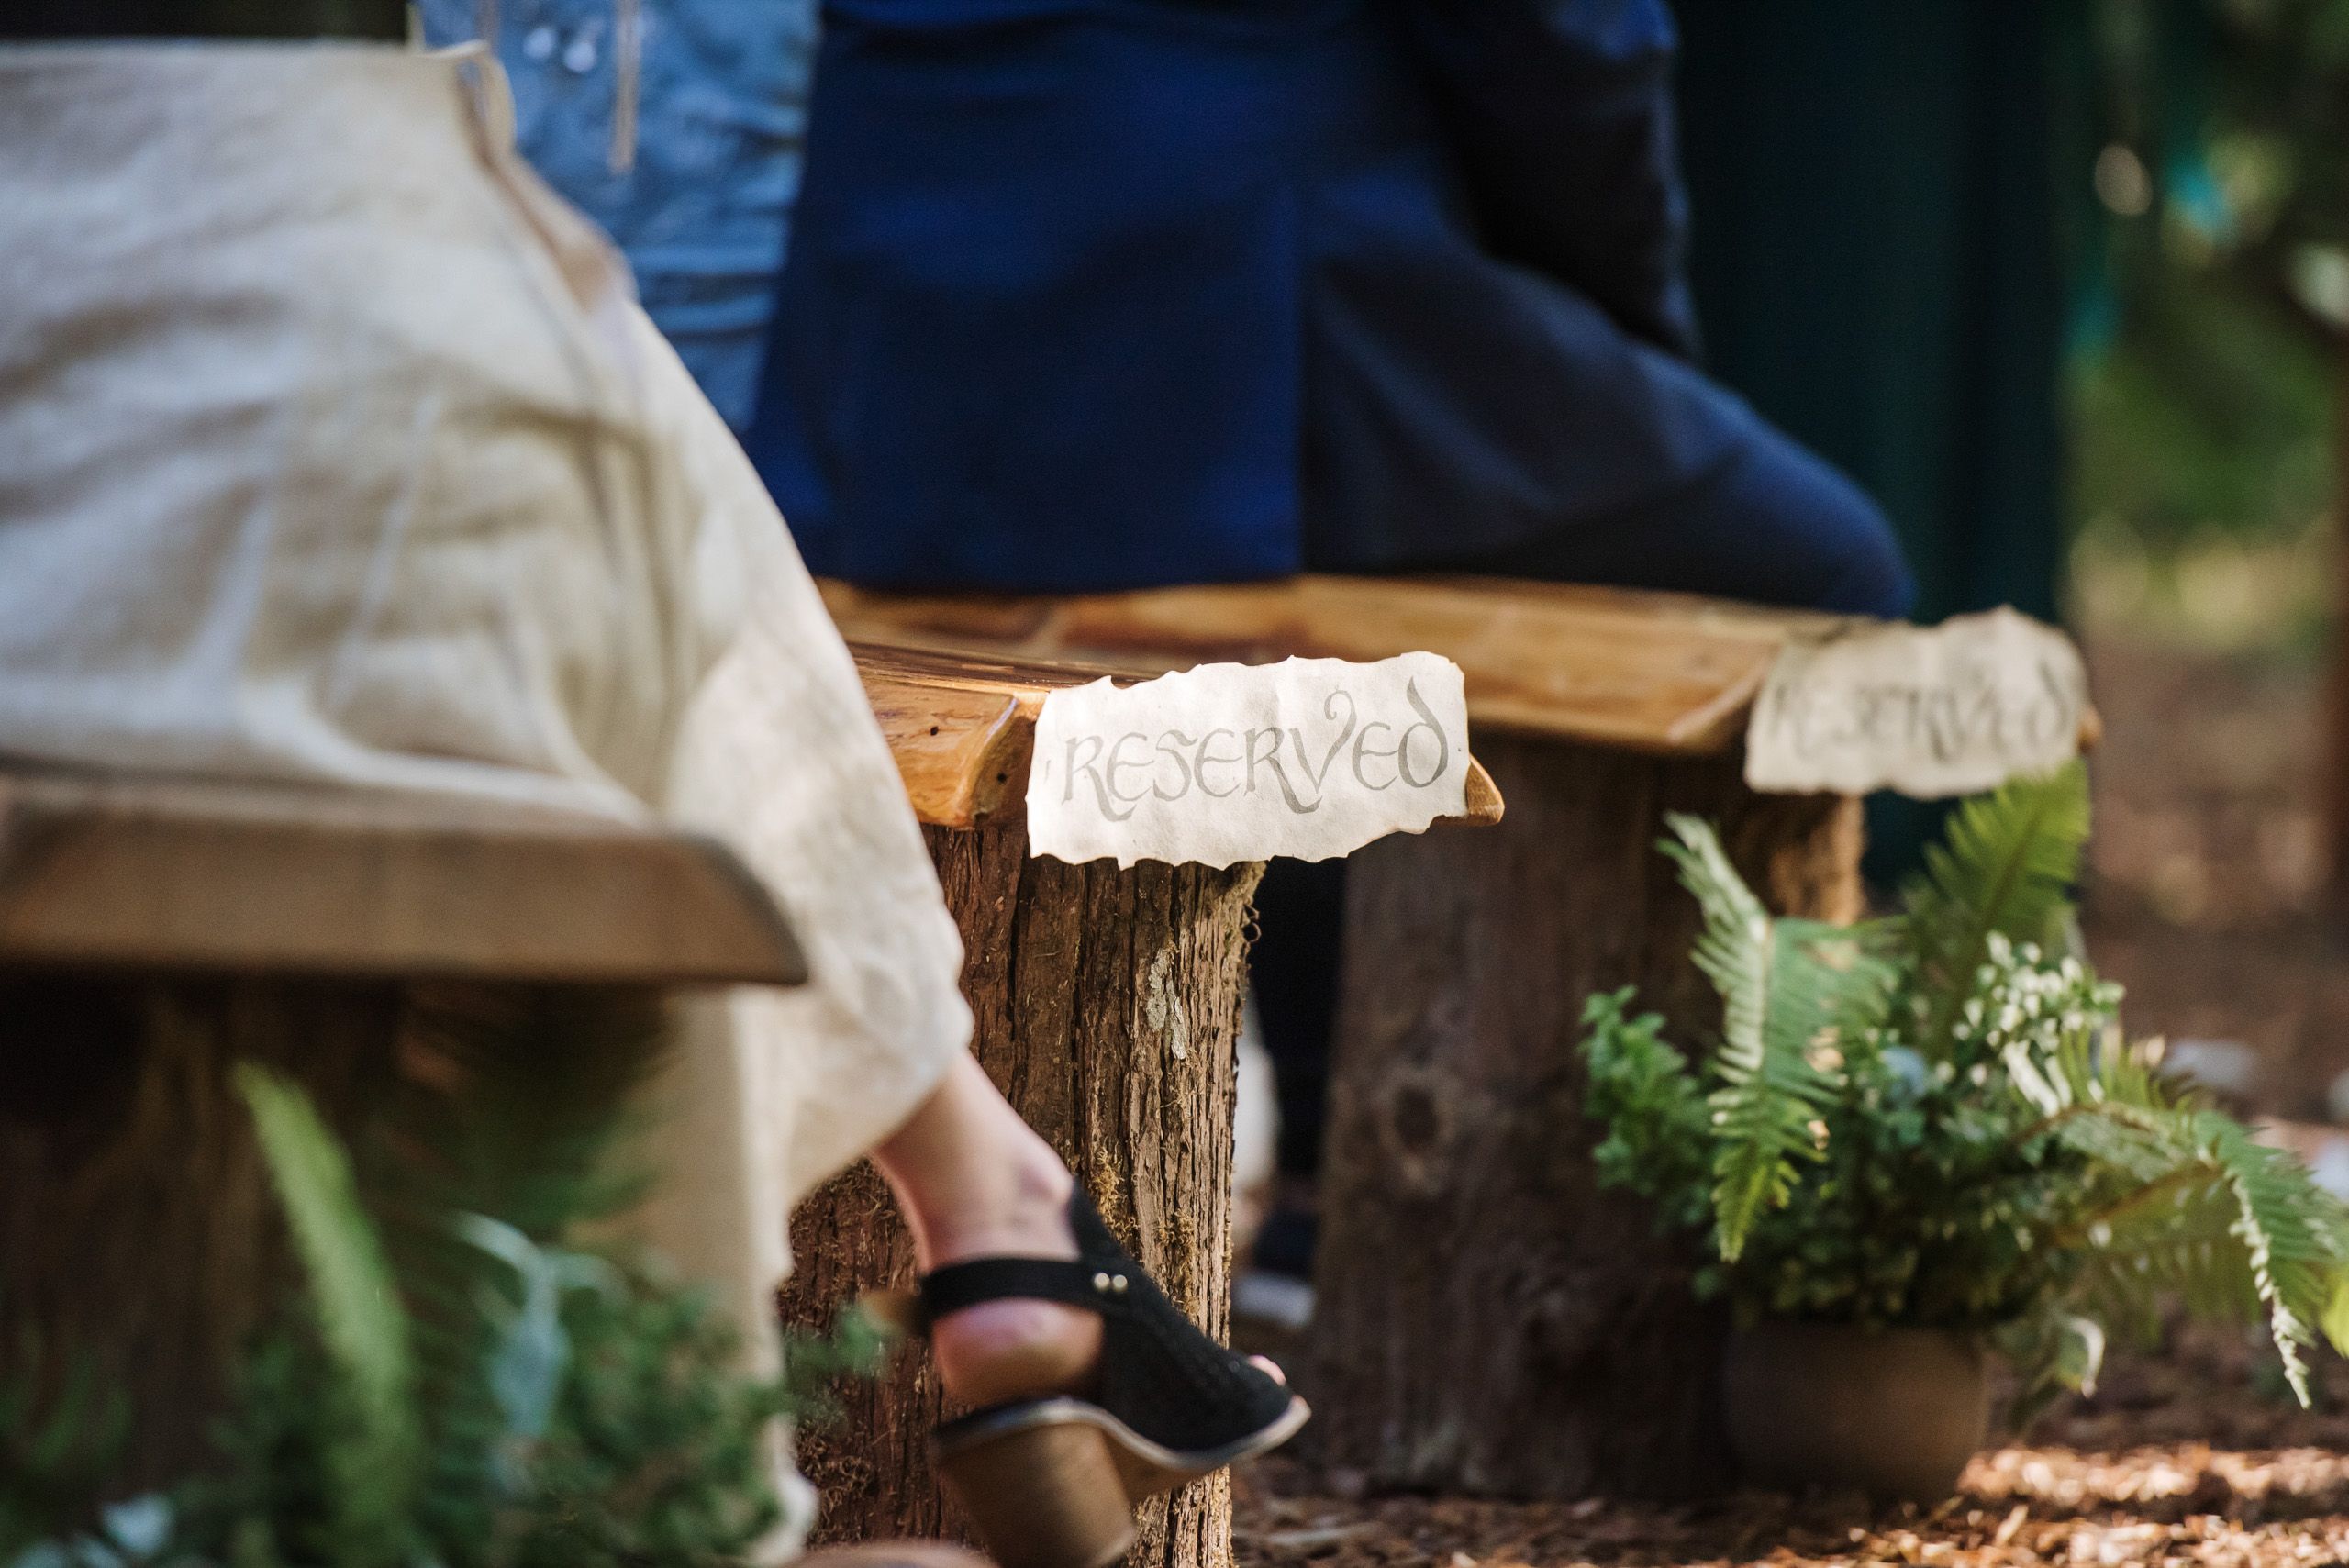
<box><xmin>781</xmin><ymin>822</ymin><xmax>1263</xmax><ymax>1568</ymax></box>
<box><xmin>826</xmin><ymin>576</ymin><xmax>1850</xmax><ymax>754</ymax></box>
<box><xmin>0</xmin><ymin>979</ymin><xmax>684</xmax><ymax>1495</ymax></box>
<box><xmin>0</xmin><ymin>976</ymin><xmax>406</xmax><ymax>1487</ymax></box>
<box><xmin>850</xmin><ymin>641</ymin><xmax>1502</xmax><ymax>832</ymax></box>
<box><xmin>847</xmin><ymin>643</ymin><xmax>1100</xmax><ymax>828</ymax></box>
<box><xmin>1305</xmin><ymin>735</ymin><xmax>1864</xmax><ymax>1499</ymax></box>
<box><xmin>0</xmin><ymin>767</ymin><xmax>802</xmax><ymax>985</ymax></box>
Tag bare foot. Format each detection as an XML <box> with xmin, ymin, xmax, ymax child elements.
<box><xmin>930</xmin><ymin>1294</ymin><xmax>1103</xmax><ymax>1408</ymax></box>
<box><xmin>872</xmin><ymin>1055</ymin><xmax>1107</xmax><ymax>1407</ymax></box>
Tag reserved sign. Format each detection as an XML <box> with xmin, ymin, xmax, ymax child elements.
<box><xmin>1026</xmin><ymin>654</ymin><xmax>1470</xmax><ymax>868</ymax></box>
<box><xmin>1744</xmin><ymin>607</ymin><xmax>2090</xmax><ymax>799</ymax></box>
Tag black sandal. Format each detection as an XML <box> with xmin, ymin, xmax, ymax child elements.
<box><xmin>903</xmin><ymin>1189</ymin><xmax>1308</xmax><ymax>1568</ymax></box>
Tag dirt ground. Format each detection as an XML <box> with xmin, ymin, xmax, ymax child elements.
<box><xmin>1232</xmin><ymin>1327</ymin><xmax>2349</xmax><ymax>1568</ymax></box>
<box><xmin>1231</xmin><ymin>629</ymin><xmax>2349</xmax><ymax>1568</ymax></box>
<box><xmin>2076</xmin><ymin>634</ymin><xmax>2348</xmax><ymax>1118</ymax></box>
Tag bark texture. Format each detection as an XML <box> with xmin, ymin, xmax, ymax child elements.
<box><xmin>782</xmin><ymin>821</ymin><xmax>1262</xmax><ymax>1568</ymax></box>
<box><xmin>0</xmin><ymin>979</ymin><xmax>671</xmax><ymax>1498</ymax></box>
<box><xmin>1308</xmin><ymin>736</ymin><xmax>1863</xmax><ymax>1501</ymax></box>
<box><xmin>0</xmin><ymin>973</ymin><xmax>409</xmax><ymax>1490</ymax></box>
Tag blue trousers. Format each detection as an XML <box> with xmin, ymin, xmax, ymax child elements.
<box><xmin>1338</xmin><ymin>413</ymin><xmax>1914</xmax><ymax>617</ymax></box>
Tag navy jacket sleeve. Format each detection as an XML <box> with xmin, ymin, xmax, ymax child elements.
<box><xmin>1394</xmin><ymin>0</ymin><xmax>1701</xmax><ymax>361</ymax></box>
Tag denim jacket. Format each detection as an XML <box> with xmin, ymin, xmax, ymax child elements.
<box><xmin>420</xmin><ymin>0</ymin><xmax>812</xmax><ymax>428</ymax></box>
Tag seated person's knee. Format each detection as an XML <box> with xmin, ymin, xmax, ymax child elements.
<box><xmin>1713</xmin><ymin>431</ymin><xmax>1914</xmax><ymax>620</ymax></box>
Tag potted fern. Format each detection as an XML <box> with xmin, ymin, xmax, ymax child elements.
<box><xmin>1581</xmin><ymin>762</ymin><xmax>2349</xmax><ymax>1499</ymax></box>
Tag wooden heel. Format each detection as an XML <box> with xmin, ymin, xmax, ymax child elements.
<box><xmin>937</xmin><ymin>1414</ymin><xmax>1137</xmax><ymax>1568</ymax></box>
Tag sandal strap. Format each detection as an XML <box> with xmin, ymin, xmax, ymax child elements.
<box><xmin>915</xmin><ymin>1255</ymin><xmax>1137</xmax><ymax>1331</ymax></box>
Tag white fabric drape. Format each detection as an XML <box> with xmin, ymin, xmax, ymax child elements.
<box><xmin>0</xmin><ymin>40</ymin><xmax>973</xmax><ymax>1546</ymax></box>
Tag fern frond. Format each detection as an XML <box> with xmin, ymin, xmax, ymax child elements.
<box><xmin>2200</xmin><ymin>1113</ymin><xmax>2345</xmax><ymax>1402</ymax></box>
<box><xmin>0</xmin><ymin>1324</ymin><xmax>129</xmax><ymax>1558</ymax></box>
<box><xmin>2035</xmin><ymin>1075</ymin><xmax>2349</xmax><ymax>1405</ymax></box>
<box><xmin>235</xmin><ymin>1064</ymin><xmax>420</xmax><ymax>1559</ymax></box>
<box><xmin>1663</xmin><ymin>816</ymin><xmax>1893</xmax><ymax>1261</ymax></box>
<box><xmin>2071</xmin><ymin>1166</ymin><xmax>2259</xmax><ymax>1326</ymax></box>
<box><xmin>375</xmin><ymin>987</ymin><xmax>672</xmax><ymax>1546</ymax></box>
<box><xmin>1903</xmin><ymin>762</ymin><xmax>2091</xmax><ymax>1051</ymax></box>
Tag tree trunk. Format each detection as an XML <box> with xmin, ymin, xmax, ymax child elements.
<box><xmin>782</xmin><ymin>822</ymin><xmax>1262</xmax><ymax>1568</ymax></box>
<box><xmin>0</xmin><ymin>979</ymin><xmax>684</xmax><ymax>1503</ymax></box>
<box><xmin>1308</xmin><ymin>735</ymin><xmax>1862</xmax><ymax>1500</ymax></box>
<box><xmin>0</xmin><ymin>973</ymin><xmax>409</xmax><ymax>1491</ymax></box>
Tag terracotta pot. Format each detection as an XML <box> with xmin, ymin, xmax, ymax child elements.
<box><xmin>1722</xmin><ymin>1321</ymin><xmax>1990</xmax><ymax>1500</ymax></box>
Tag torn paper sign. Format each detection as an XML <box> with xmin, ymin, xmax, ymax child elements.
<box><xmin>1027</xmin><ymin>654</ymin><xmax>1469</xmax><ymax>868</ymax></box>
<box><xmin>1745</xmin><ymin>606</ymin><xmax>2090</xmax><ymax>799</ymax></box>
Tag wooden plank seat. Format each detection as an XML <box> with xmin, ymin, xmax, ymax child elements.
<box><xmin>0</xmin><ymin>765</ymin><xmax>804</xmax><ymax>985</ymax></box>
<box><xmin>819</xmin><ymin>575</ymin><xmax>1886</xmax><ymax>1505</ymax></box>
<box><xmin>0</xmin><ymin>763</ymin><xmax>803</xmax><ymax>1490</ymax></box>
<box><xmin>782</xmin><ymin>644</ymin><xmax>1497</xmax><ymax>1566</ymax></box>
<box><xmin>848</xmin><ymin>640</ymin><xmax>1505</xmax><ymax>829</ymax></box>
<box><xmin>820</xmin><ymin>573</ymin><xmax>1852</xmax><ymax>753</ymax></box>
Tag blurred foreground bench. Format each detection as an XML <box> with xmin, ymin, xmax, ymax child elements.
<box><xmin>821</xmin><ymin>575</ymin><xmax>1869</xmax><ymax>1502</ymax></box>
<box><xmin>0</xmin><ymin>765</ymin><xmax>802</xmax><ymax>1489</ymax></box>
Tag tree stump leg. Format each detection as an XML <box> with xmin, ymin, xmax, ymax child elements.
<box><xmin>782</xmin><ymin>825</ymin><xmax>1261</xmax><ymax>1568</ymax></box>
<box><xmin>0</xmin><ymin>973</ymin><xmax>410</xmax><ymax>1490</ymax></box>
<box><xmin>1308</xmin><ymin>735</ymin><xmax>1861</xmax><ymax>1500</ymax></box>
<box><xmin>0</xmin><ymin>978</ymin><xmax>681</xmax><ymax>1501</ymax></box>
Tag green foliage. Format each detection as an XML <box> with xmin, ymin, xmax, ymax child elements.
<box><xmin>234</xmin><ymin>1063</ymin><xmax>421</xmax><ymax>1564</ymax></box>
<box><xmin>11</xmin><ymin>992</ymin><xmax>873</xmax><ymax>1568</ymax></box>
<box><xmin>1580</xmin><ymin>989</ymin><xmax>1712</xmax><ymax>1237</ymax></box>
<box><xmin>1661</xmin><ymin>817</ymin><xmax>1895</xmax><ymax>1260</ymax></box>
<box><xmin>0</xmin><ymin>1330</ymin><xmax>129</xmax><ymax>1560</ymax></box>
<box><xmin>2075</xmin><ymin>0</ymin><xmax>2349</xmax><ymax>558</ymax></box>
<box><xmin>458</xmin><ymin>1251</ymin><xmax>790</xmax><ymax>1567</ymax></box>
<box><xmin>1581</xmin><ymin>761</ymin><xmax>2349</xmax><ymax>1408</ymax></box>
<box><xmin>1900</xmin><ymin>766</ymin><xmax>2092</xmax><ymax>1049</ymax></box>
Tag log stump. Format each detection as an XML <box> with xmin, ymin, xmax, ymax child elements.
<box><xmin>0</xmin><ymin>771</ymin><xmax>807</xmax><ymax>1506</ymax></box>
<box><xmin>780</xmin><ymin>820</ymin><xmax>1262</xmax><ymax>1568</ymax></box>
<box><xmin>0</xmin><ymin>977</ymin><xmax>686</xmax><ymax>1501</ymax></box>
<box><xmin>1308</xmin><ymin>735</ymin><xmax>1862</xmax><ymax>1500</ymax></box>
<box><xmin>0</xmin><ymin>973</ymin><xmax>413</xmax><ymax>1491</ymax></box>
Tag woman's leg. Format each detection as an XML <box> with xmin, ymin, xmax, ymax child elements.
<box><xmin>870</xmin><ymin>1051</ymin><xmax>1104</xmax><ymax>1407</ymax></box>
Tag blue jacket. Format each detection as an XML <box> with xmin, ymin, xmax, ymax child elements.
<box><xmin>421</xmin><ymin>0</ymin><xmax>814</xmax><ymax>427</ymax></box>
<box><xmin>744</xmin><ymin>0</ymin><xmax>1777</xmax><ymax>591</ymax></box>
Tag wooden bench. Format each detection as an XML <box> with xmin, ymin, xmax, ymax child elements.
<box><xmin>782</xmin><ymin>644</ymin><xmax>1497</xmax><ymax>1563</ymax></box>
<box><xmin>0</xmin><ymin>766</ymin><xmax>803</xmax><ymax>1490</ymax></box>
<box><xmin>819</xmin><ymin>575</ymin><xmax>1877</xmax><ymax>1503</ymax></box>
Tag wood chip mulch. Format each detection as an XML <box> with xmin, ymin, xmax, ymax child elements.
<box><xmin>1230</xmin><ymin>1291</ymin><xmax>2349</xmax><ymax>1568</ymax></box>
<box><xmin>1235</xmin><ymin>1437</ymin><xmax>2349</xmax><ymax>1568</ymax></box>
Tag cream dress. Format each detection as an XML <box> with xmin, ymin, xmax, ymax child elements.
<box><xmin>0</xmin><ymin>40</ymin><xmax>973</xmax><ymax>1549</ymax></box>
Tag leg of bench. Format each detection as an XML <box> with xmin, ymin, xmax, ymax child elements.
<box><xmin>0</xmin><ymin>978</ymin><xmax>684</xmax><ymax>1496</ymax></box>
<box><xmin>783</xmin><ymin>827</ymin><xmax>1260</xmax><ymax>1568</ymax></box>
<box><xmin>0</xmin><ymin>976</ymin><xmax>411</xmax><ymax>1487</ymax></box>
<box><xmin>1308</xmin><ymin>734</ymin><xmax>1860</xmax><ymax>1499</ymax></box>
